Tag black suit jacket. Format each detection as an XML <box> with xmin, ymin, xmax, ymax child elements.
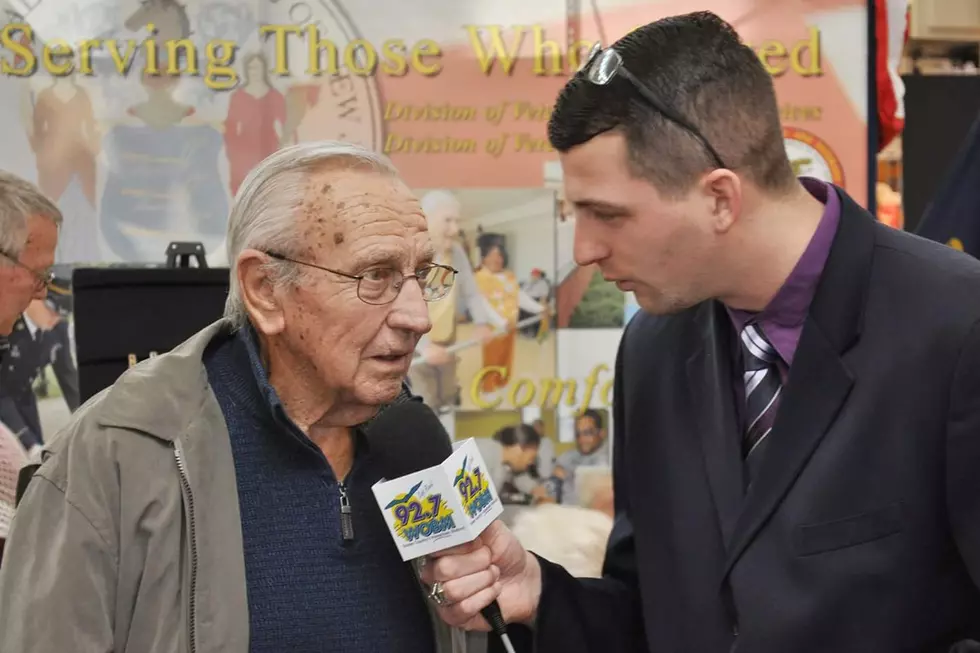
<box><xmin>520</xmin><ymin>188</ymin><xmax>980</xmax><ymax>653</ymax></box>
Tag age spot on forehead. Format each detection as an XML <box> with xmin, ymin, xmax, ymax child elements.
<box><xmin>300</xmin><ymin>207</ymin><xmax>335</xmax><ymax>247</ymax></box>
<box><xmin>304</xmin><ymin>199</ymin><xmax>323</xmax><ymax>222</ymax></box>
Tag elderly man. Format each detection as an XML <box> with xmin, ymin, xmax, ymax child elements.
<box><xmin>411</xmin><ymin>190</ymin><xmax>498</xmax><ymax>411</ymax></box>
<box><xmin>0</xmin><ymin>172</ymin><xmax>60</xmax><ymax>361</ymax></box>
<box><xmin>0</xmin><ymin>171</ymin><xmax>60</xmax><ymax>560</ymax></box>
<box><xmin>0</xmin><ymin>142</ymin><xmax>485</xmax><ymax>653</ymax></box>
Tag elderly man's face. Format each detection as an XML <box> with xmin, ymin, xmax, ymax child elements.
<box><xmin>273</xmin><ymin>167</ymin><xmax>433</xmax><ymax>411</ymax></box>
<box><xmin>0</xmin><ymin>215</ymin><xmax>58</xmax><ymax>336</ymax></box>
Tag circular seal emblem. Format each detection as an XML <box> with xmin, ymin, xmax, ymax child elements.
<box><xmin>783</xmin><ymin>126</ymin><xmax>845</xmax><ymax>187</ymax></box>
<box><xmin>263</xmin><ymin>0</ymin><xmax>385</xmax><ymax>150</ymax></box>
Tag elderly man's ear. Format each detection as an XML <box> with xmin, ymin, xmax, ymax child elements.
<box><xmin>238</xmin><ymin>250</ymin><xmax>287</xmax><ymax>336</ymax></box>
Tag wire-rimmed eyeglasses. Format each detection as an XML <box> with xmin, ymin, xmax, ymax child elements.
<box><xmin>580</xmin><ymin>43</ymin><xmax>728</xmax><ymax>169</ymax></box>
<box><xmin>265</xmin><ymin>251</ymin><xmax>458</xmax><ymax>306</ymax></box>
<box><xmin>0</xmin><ymin>249</ymin><xmax>54</xmax><ymax>293</ymax></box>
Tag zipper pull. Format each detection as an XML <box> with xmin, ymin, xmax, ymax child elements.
<box><xmin>339</xmin><ymin>483</ymin><xmax>354</xmax><ymax>541</ymax></box>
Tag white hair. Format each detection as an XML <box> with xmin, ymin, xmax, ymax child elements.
<box><xmin>419</xmin><ymin>189</ymin><xmax>461</xmax><ymax>217</ymax></box>
<box><xmin>0</xmin><ymin>171</ymin><xmax>62</xmax><ymax>259</ymax></box>
<box><xmin>223</xmin><ymin>141</ymin><xmax>398</xmax><ymax>330</ymax></box>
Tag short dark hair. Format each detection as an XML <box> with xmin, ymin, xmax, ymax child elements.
<box><xmin>577</xmin><ymin>409</ymin><xmax>604</xmax><ymax>431</ymax></box>
<box><xmin>548</xmin><ymin>11</ymin><xmax>796</xmax><ymax>197</ymax></box>
<box><xmin>477</xmin><ymin>232</ymin><xmax>509</xmax><ymax>267</ymax></box>
<box><xmin>494</xmin><ymin>424</ymin><xmax>541</xmax><ymax>449</ymax></box>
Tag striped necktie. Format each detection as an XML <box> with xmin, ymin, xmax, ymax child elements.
<box><xmin>740</xmin><ymin>323</ymin><xmax>782</xmax><ymax>478</ymax></box>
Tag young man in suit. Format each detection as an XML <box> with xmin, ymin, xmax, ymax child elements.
<box><xmin>423</xmin><ymin>11</ymin><xmax>980</xmax><ymax>653</ymax></box>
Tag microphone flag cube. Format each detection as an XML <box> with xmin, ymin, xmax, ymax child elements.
<box><xmin>371</xmin><ymin>438</ymin><xmax>504</xmax><ymax>561</ymax></box>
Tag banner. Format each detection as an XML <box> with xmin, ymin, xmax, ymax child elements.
<box><xmin>1</xmin><ymin>0</ymin><xmax>871</xmax><ymax>562</ymax></box>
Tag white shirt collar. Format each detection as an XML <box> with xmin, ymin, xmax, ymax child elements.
<box><xmin>22</xmin><ymin>313</ymin><xmax>38</xmax><ymax>337</ymax></box>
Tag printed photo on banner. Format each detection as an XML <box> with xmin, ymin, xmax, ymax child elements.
<box><xmin>0</xmin><ymin>266</ymin><xmax>79</xmax><ymax>458</ymax></box>
<box><xmin>452</xmin><ymin>408</ymin><xmax>611</xmax><ymax>513</ymax></box>
<box><xmin>1</xmin><ymin>0</ymin><xmax>869</xmax><ymax>269</ymax></box>
<box><xmin>553</xmin><ymin>327</ymin><xmax>621</xmax><ymax>425</ymax></box>
<box><xmin>450</xmin><ymin>406</ymin><xmax>613</xmax><ymax>579</ymax></box>
<box><xmin>409</xmin><ymin>188</ymin><xmax>557</xmax><ymax>413</ymax></box>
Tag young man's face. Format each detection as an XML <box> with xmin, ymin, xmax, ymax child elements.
<box><xmin>560</xmin><ymin>131</ymin><xmax>731</xmax><ymax>316</ymax></box>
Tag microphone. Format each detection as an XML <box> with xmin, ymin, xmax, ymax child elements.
<box><xmin>366</xmin><ymin>401</ymin><xmax>517</xmax><ymax>653</ymax></box>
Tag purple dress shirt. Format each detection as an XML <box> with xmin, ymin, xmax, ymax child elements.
<box><xmin>727</xmin><ymin>177</ymin><xmax>841</xmax><ymax>370</ymax></box>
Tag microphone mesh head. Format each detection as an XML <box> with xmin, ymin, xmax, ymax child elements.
<box><xmin>366</xmin><ymin>401</ymin><xmax>454</xmax><ymax>478</ymax></box>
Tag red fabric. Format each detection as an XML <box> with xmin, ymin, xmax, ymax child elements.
<box><xmin>876</xmin><ymin>0</ymin><xmax>909</xmax><ymax>151</ymax></box>
<box><xmin>224</xmin><ymin>89</ymin><xmax>287</xmax><ymax>197</ymax></box>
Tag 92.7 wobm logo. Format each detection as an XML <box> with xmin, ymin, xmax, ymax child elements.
<box><xmin>454</xmin><ymin>455</ymin><xmax>494</xmax><ymax>518</ymax></box>
<box><xmin>386</xmin><ymin>481</ymin><xmax>457</xmax><ymax>543</ymax></box>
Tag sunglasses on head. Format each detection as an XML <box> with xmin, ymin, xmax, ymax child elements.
<box><xmin>579</xmin><ymin>43</ymin><xmax>728</xmax><ymax>169</ymax></box>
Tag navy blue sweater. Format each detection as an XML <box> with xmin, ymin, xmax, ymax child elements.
<box><xmin>203</xmin><ymin>328</ymin><xmax>436</xmax><ymax>652</ymax></box>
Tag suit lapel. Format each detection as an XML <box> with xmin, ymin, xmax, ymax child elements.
<box><xmin>688</xmin><ymin>301</ymin><xmax>745</xmax><ymax>542</ymax></box>
<box><xmin>720</xmin><ymin>187</ymin><xmax>875</xmax><ymax>581</ymax></box>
